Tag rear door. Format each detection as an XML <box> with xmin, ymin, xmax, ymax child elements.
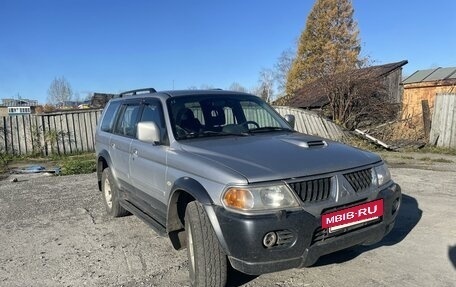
<box><xmin>110</xmin><ymin>99</ymin><xmax>141</xmax><ymax>190</ymax></box>
<box><xmin>129</xmin><ymin>98</ymin><xmax>168</xmax><ymax>223</ymax></box>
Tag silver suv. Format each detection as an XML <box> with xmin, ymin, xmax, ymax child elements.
<box><xmin>95</xmin><ymin>88</ymin><xmax>401</xmax><ymax>287</ymax></box>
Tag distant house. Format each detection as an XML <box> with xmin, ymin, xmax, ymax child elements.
<box><xmin>274</xmin><ymin>60</ymin><xmax>408</xmax><ymax>109</ymax></box>
<box><xmin>401</xmin><ymin>67</ymin><xmax>456</xmax><ymax>119</ymax></box>
<box><xmin>0</xmin><ymin>98</ymin><xmax>39</xmax><ymax>117</ymax></box>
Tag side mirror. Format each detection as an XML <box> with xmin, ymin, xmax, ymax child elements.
<box><xmin>137</xmin><ymin>122</ymin><xmax>160</xmax><ymax>144</ymax></box>
<box><xmin>284</xmin><ymin>114</ymin><xmax>295</xmax><ymax>129</ymax></box>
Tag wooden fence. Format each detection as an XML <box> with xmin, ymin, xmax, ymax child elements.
<box><xmin>0</xmin><ymin>106</ymin><xmax>349</xmax><ymax>156</ymax></box>
<box><xmin>0</xmin><ymin>110</ymin><xmax>102</xmax><ymax>156</ymax></box>
<box><xmin>430</xmin><ymin>94</ymin><xmax>456</xmax><ymax>148</ymax></box>
<box><xmin>274</xmin><ymin>106</ymin><xmax>349</xmax><ymax>141</ymax></box>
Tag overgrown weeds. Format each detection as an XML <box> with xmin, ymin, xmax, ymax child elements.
<box><xmin>0</xmin><ymin>152</ymin><xmax>96</xmax><ymax>176</ymax></box>
<box><xmin>60</xmin><ymin>156</ymin><xmax>96</xmax><ymax>175</ymax></box>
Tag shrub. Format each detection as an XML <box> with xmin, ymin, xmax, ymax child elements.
<box><xmin>61</xmin><ymin>157</ymin><xmax>96</xmax><ymax>175</ymax></box>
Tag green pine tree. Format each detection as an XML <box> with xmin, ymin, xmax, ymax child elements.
<box><xmin>286</xmin><ymin>0</ymin><xmax>361</xmax><ymax>95</ymax></box>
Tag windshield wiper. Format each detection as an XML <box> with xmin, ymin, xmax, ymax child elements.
<box><xmin>177</xmin><ymin>130</ymin><xmax>249</xmax><ymax>140</ymax></box>
<box><xmin>248</xmin><ymin>127</ymin><xmax>293</xmax><ymax>134</ymax></box>
<box><xmin>202</xmin><ymin>131</ymin><xmax>249</xmax><ymax>137</ymax></box>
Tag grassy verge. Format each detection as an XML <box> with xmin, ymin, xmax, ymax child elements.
<box><xmin>60</xmin><ymin>154</ymin><xmax>97</xmax><ymax>175</ymax></box>
<box><xmin>0</xmin><ymin>152</ymin><xmax>96</xmax><ymax>176</ymax></box>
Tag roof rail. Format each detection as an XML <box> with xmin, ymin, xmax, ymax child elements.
<box><xmin>119</xmin><ymin>88</ymin><xmax>157</xmax><ymax>97</ymax></box>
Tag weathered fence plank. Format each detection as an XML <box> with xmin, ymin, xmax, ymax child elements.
<box><xmin>274</xmin><ymin>106</ymin><xmax>349</xmax><ymax>141</ymax></box>
<box><xmin>0</xmin><ymin>110</ymin><xmax>102</xmax><ymax>156</ymax></box>
<box><xmin>430</xmin><ymin>94</ymin><xmax>456</xmax><ymax>148</ymax></box>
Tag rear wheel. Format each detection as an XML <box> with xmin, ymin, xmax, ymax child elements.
<box><xmin>185</xmin><ymin>201</ymin><xmax>227</xmax><ymax>287</ymax></box>
<box><xmin>101</xmin><ymin>167</ymin><xmax>129</xmax><ymax>217</ymax></box>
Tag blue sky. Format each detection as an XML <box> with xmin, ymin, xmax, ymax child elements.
<box><xmin>1</xmin><ymin>0</ymin><xmax>455</xmax><ymax>104</ymax></box>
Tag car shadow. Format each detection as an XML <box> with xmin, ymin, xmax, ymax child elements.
<box><xmin>226</xmin><ymin>265</ymin><xmax>258</xmax><ymax>287</ymax></box>
<box><xmin>449</xmin><ymin>245</ymin><xmax>456</xmax><ymax>269</ymax></box>
<box><xmin>313</xmin><ymin>193</ymin><xmax>422</xmax><ymax>266</ymax></box>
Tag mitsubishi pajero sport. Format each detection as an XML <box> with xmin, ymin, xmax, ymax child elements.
<box><xmin>95</xmin><ymin>88</ymin><xmax>401</xmax><ymax>287</ymax></box>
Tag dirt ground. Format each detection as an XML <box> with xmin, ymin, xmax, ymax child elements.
<box><xmin>0</xmin><ymin>152</ymin><xmax>455</xmax><ymax>287</ymax></box>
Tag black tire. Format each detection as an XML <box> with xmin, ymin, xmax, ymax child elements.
<box><xmin>185</xmin><ymin>201</ymin><xmax>228</xmax><ymax>287</ymax></box>
<box><xmin>101</xmin><ymin>167</ymin><xmax>129</xmax><ymax>217</ymax></box>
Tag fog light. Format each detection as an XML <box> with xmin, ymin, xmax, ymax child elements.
<box><xmin>263</xmin><ymin>232</ymin><xmax>277</xmax><ymax>248</ymax></box>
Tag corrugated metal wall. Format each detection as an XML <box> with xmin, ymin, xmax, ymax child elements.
<box><xmin>430</xmin><ymin>94</ymin><xmax>456</xmax><ymax>148</ymax></box>
<box><xmin>274</xmin><ymin>106</ymin><xmax>348</xmax><ymax>141</ymax></box>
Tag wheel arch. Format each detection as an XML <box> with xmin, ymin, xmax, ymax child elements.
<box><xmin>97</xmin><ymin>150</ymin><xmax>112</xmax><ymax>191</ymax></box>
<box><xmin>166</xmin><ymin>177</ymin><xmax>228</xmax><ymax>253</ymax></box>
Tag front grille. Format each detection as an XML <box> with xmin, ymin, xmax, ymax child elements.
<box><xmin>288</xmin><ymin>177</ymin><xmax>331</xmax><ymax>203</ymax></box>
<box><xmin>343</xmin><ymin>168</ymin><xmax>372</xmax><ymax>193</ymax></box>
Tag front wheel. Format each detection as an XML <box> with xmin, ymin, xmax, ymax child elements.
<box><xmin>185</xmin><ymin>201</ymin><xmax>228</xmax><ymax>287</ymax></box>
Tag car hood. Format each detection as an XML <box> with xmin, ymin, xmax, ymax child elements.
<box><xmin>179</xmin><ymin>133</ymin><xmax>382</xmax><ymax>183</ymax></box>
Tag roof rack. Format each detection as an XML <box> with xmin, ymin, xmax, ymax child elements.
<box><xmin>119</xmin><ymin>88</ymin><xmax>157</xmax><ymax>97</ymax></box>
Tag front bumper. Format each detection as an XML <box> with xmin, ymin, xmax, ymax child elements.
<box><xmin>209</xmin><ymin>183</ymin><xmax>401</xmax><ymax>275</ymax></box>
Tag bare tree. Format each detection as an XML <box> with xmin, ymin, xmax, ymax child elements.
<box><xmin>274</xmin><ymin>49</ymin><xmax>295</xmax><ymax>96</ymax></box>
<box><xmin>317</xmin><ymin>67</ymin><xmax>398</xmax><ymax>129</ymax></box>
<box><xmin>258</xmin><ymin>68</ymin><xmax>275</xmax><ymax>103</ymax></box>
<box><xmin>200</xmin><ymin>84</ymin><xmax>215</xmax><ymax>90</ymax></box>
<box><xmin>47</xmin><ymin>76</ymin><xmax>73</xmax><ymax>105</ymax></box>
<box><xmin>228</xmin><ymin>82</ymin><xmax>248</xmax><ymax>93</ymax></box>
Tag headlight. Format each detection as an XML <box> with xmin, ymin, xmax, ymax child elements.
<box><xmin>373</xmin><ymin>163</ymin><xmax>391</xmax><ymax>187</ymax></box>
<box><xmin>222</xmin><ymin>184</ymin><xmax>300</xmax><ymax>213</ymax></box>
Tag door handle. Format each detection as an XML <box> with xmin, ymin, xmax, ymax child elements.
<box><xmin>132</xmin><ymin>149</ymin><xmax>138</xmax><ymax>157</ymax></box>
<box><xmin>111</xmin><ymin>143</ymin><xmax>116</xmax><ymax>149</ymax></box>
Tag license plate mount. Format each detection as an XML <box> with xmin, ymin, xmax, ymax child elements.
<box><xmin>321</xmin><ymin>199</ymin><xmax>383</xmax><ymax>232</ymax></box>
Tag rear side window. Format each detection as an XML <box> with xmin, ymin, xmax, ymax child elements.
<box><xmin>100</xmin><ymin>101</ymin><xmax>121</xmax><ymax>132</ymax></box>
<box><xmin>114</xmin><ymin>104</ymin><xmax>141</xmax><ymax>137</ymax></box>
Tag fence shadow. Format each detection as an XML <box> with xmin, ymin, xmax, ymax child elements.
<box><xmin>313</xmin><ymin>193</ymin><xmax>422</xmax><ymax>266</ymax></box>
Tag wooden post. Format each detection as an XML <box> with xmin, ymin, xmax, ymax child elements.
<box><xmin>422</xmin><ymin>100</ymin><xmax>431</xmax><ymax>140</ymax></box>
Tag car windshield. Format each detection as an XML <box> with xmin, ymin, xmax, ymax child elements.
<box><xmin>167</xmin><ymin>94</ymin><xmax>292</xmax><ymax>140</ymax></box>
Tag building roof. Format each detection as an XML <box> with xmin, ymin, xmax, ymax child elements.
<box><xmin>274</xmin><ymin>60</ymin><xmax>408</xmax><ymax>108</ymax></box>
<box><xmin>402</xmin><ymin>67</ymin><xmax>456</xmax><ymax>84</ymax></box>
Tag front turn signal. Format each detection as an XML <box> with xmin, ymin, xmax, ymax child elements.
<box><xmin>223</xmin><ymin>188</ymin><xmax>254</xmax><ymax>210</ymax></box>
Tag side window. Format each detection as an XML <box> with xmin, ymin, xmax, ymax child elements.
<box><xmin>139</xmin><ymin>101</ymin><xmax>169</xmax><ymax>145</ymax></box>
<box><xmin>114</xmin><ymin>104</ymin><xmax>141</xmax><ymax>137</ymax></box>
<box><xmin>101</xmin><ymin>101</ymin><xmax>121</xmax><ymax>132</ymax></box>
<box><xmin>140</xmin><ymin>104</ymin><xmax>163</xmax><ymax>125</ymax></box>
